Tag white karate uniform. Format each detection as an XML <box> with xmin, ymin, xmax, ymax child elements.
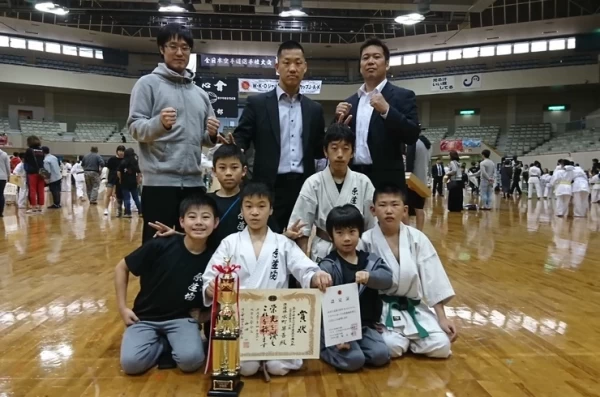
<box><xmin>203</xmin><ymin>228</ymin><xmax>320</xmax><ymax>377</ymax></box>
<box><xmin>541</xmin><ymin>174</ymin><xmax>552</xmax><ymax>198</ymax></box>
<box><xmin>288</xmin><ymin>167</ymin><xmax>375</xmax><ymax>262</ymax></box>
<box><xmin>362</xmin><ymin>224</ymin><xmax>454</xmax><ymax>359</ymax></box>
<box><xmin>70</xmin><ymin>162</ymin><xmax>86</xmax><ymax>200</ymax></box>
<box><xmin>12</xmin><ymin>162</ymin><xmax>28</xmax><ymax>209</ymax></box>
<box><xmin>550</xmin><ymin>165</ymin><xmax>574</xmax><ymax>217</ymax></box>
<box><xmin>61</xmin><ymin>162</ymin><xmax>72</xmax><ymax>192</ymax></box>
<box><xmin>590</xmin><ymin>175</ymin><xmax>600</xmax><ymax>203</ymax></box>
<box><xmin>571</xmin><ymin>167</ymin><xmax>590</xmax><ymax>217</ymax></box>
<box><xmin>528</xmin><ymin>166</ymin><xmax>542</xmax><ymax>199</ymax></box>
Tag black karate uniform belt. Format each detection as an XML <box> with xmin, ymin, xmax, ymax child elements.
<box><xmin>276</xmin><ymin>173</ymin><xmax>303</xmax><ymax>180</ymax></box>
<box><xmin>315</xmin><ymin>228</ymin><xmax>331</xmax><ymax>242</ymax></box>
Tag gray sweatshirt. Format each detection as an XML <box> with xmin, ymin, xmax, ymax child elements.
<box><xmin>0</xmin><ymin>149</ymin><xmax>10</xmax><ymax>181</ymax></box>
<box><xmin>479</xmin><ymin>158</ymin><xmax>496</xmax><ymax>182</ymax></box>
<box><xmin>127</xmin><ymin>63</ymin><xmax>216</xmax><ymax>187</ymax></box>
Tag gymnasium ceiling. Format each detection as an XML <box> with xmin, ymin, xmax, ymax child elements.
<box><xmin>0</xmin><ymin>0</ymin><xmax>598</xmax><ymax>56</ymax></box>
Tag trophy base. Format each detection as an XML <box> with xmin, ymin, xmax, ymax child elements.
<box><xmin>208</xmin><ymin>376</ymin><xmax>244</xmax><ymax>397</ymax></box>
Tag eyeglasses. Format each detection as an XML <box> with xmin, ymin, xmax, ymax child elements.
<box><xmin>165</xmin><ymin>43</ymin><xmax>191</xmax><ymax>53</ymax></box>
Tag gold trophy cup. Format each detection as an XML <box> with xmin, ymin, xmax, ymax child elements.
<box><xmin>207</xmin><ymin>260</ymin><xmax>244</xmax><ymax>397</ymax></box>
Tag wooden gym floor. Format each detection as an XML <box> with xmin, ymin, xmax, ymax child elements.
<box><xmin>1</xmin><ymin>192</ymin><xmax>600</xmax><ymax>397</ymax></box>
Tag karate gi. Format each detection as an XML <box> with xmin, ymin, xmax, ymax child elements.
<box><xmin>571</xmin><ymin>166</ymin><xmax>590</xmax><ymax>217</ymax></box>
<box><xmin>541</xmin><ymin>174</ymin><xmax>552</xmax><ymax>199</ymax></box>
<box><xmin>288</xmin><ymin>167</ymin><xmax>376</xmax><ymax>262</ymax></box>
<box><xmin>362</xmin><ymin>224</ymin><xmax>454</xmax><ymax>359</ymax></box>
<box><xmin>527</xmin><ymin>166</ymin><xmax>542</xmax><ymax>199</ymax></box>
<box><xmin>203</xmin><ymin>228</ymin><xmax>320</xmax><ymax>377</ymax></box>
<box><xmin>590</xmin><ymin>175</ymin><xmax>600</xmax><ymax>203</ymax></box>
<box><xmin>71</xmin><ymin>162</ymin><xmax>86</xmax><ymax>201</ymax></box>
<box><xmin>61</xmin><ymin>162</ymin><xmax>72</xmax><ymax>192</ymax></box>
<box><xmin>550</xmin><ymin>165</ymin><xmax>574</xmax><ymax>217</ymax></box>
<box><xmin>12</xmin><ymin>162</ymin><xmax>28</xmax><ymax>209</ymax></box>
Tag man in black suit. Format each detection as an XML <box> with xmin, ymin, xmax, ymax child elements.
<box><xmin>233</xmin><ymin>41</ymin><xmax>325</xmax><ymax>232</ymax></box>
<box><xmin>335</xmin><ymin>38</ymin><xmax>420</xmax><ymax>192</ymax></box>
<box><xmin>431</xmin><ymin>157</ymin><xmax>445</xmax><ymax>197</ymax></box>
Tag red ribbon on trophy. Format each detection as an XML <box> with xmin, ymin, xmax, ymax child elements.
<box><xmin>204</xmin><ymin>260</ymin><xmax>241</xmax><ymax>374</ymax></box>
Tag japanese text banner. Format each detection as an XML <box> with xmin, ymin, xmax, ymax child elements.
<box><xmin>238</xmin><ymin>79</ymin><xmax>322</xmax><ymax>94</ymax></box>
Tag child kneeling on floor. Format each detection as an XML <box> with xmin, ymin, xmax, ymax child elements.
<box><xmin>318</xmin><ymin>204</ymin><xmax>392</xmax><ymax>372</ymax></box>
<box><xmin>114</xmin><ymin>194</ymin><xmax>219</xmax><ymax>375</ymax></box>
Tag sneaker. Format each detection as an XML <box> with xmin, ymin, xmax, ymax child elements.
<box><xmin>123</xmin><ymin>214</ymin><xmax>132</xmax><ymax>218</ymax></box>
<box><xmin>47</xmin><ymin>204</ymin><xmax>60</xmax><ymax>209</ymax></box>
<box><xmin>103</xmin><ymin>209</ymin><xmax>109</xmax><ymax>216</ymax></box>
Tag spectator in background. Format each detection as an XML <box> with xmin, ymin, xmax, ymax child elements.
<box><xmin>592</xmin><ymin>158</ymin><xmax>599</xmax><ymax>174</ymax></box>
<box><xmin>479</xmin><ymin>150</ymin><xmax>495</xmax><ymax>210</ymax></box>
<box><xmin>127</xmin><ymin>23</ymin><xmax>219</xmax><ymax>242</ymax></box>
<box><xmin>71</xmin><ymin>156</ymin><xmax>86</xmax><ymax>201</ymax></box>
<box><xmin>405</xmin><ymin>134</ymin><xmax>431</xmax><ymax>230</ymax></box>
<box><xmin>104</xmin><ymin>145</ymin><xmax>125</xmax><ymax>217</ymax></box>
<box><xmin>118</xmin><ymin>148</ymin><xmax>143</xmax><ymax>219</ymax></box>
<box><xmin>12</xmin><ymin>153</ymin><xmax>28</xmax><ymax>209</ymax></box>
<box><xmin>501</xmin><ymin>159</ymin><xmax>513</xmax><ymax>199</ymax></box>
<box><xmin>431</xmin><ymin>158</ymin><xmax>445</xmax><ymax>197</ymax></box>
<box><xmin>511</xmin><ymin>162</ymin><xmax>522</xmax><ymax>196</ymax></box>
<box><xmin>24</xmin><ymin>135</ymin><xmax>46</xmax><ymax>214</ymax></box>
<box><xmin>10</xmin><ymin>151</ymin><xmax>20</xmax><ymax>172</ymax></box>
<box><xmin>0</xmin><ymin>148</ymin><xmax>10</xmax><ymax>217</ymax></box>
<box><xmin>82</xmin><ymin>146</ymin><xmax>105</xmax><ymax>205</ymax></box>
<box><xmin>42</xmin><ymin>146</ymin><xmax>62</xmax><ymax>209</ymax></box>
<box><xmin>445</xmin><ymin>150</ymin><xmax>463</xmax><ymax>212</ymax></box>
<box><xmin>61</xmin><ymin>159</ymin><xmax>72</xmax><ymax>192</ymax></box>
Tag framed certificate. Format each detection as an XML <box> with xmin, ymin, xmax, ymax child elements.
<box><xmin>321</xmin><ymin>283</ymin><xmax>362</xmax><ymax>347</ymax></box>
<box><xmin>239</xmin><ymin>289</ymin><xmax>321</xmax><ymax>361</ymax></box>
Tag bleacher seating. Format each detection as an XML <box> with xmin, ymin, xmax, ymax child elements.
<box><xmin>75</xmin><ymin>122</ymin><xmax>118</xmax><ymax>142</ymax></box>
<box><xmin>0</xmin><ymin>54</ymin><xmax>26</xmax><ymax>65</ymax></box>
<box><xmin>452</xmin><ymin>125</ymin><xmax>500</xmax><ymax>146</ymax></box>
<box><xmin>106</xmin><ymin>127</ymin><xmax>134</xmax><ymax>143</ymax></box>
<box><xmin>0</xmin><ymin>118</ymin><xmax>10</xmax><ymax>133</ymax></box>
<box><xmin>422</xmin><ymin>127</ymin><xmax>448</xmax><ymax>142</ymax></box>
<box><xmin>19</xmin><ymin>119</ymin><xmax>65</xmax><ymax>141</ymax></box>
<box><xmin>528</xmin><ymin>129</ymin><xmax>600</xmax><ymax>155</ymax></box>
<box><xmin>500</xmin><ymin>123</ymin><xmax>551</xmax><ymax>156</ymax></box>
<box><xmin>37</xmin><ymin>58</ymin><xmax>85</xmax><ymax>73</ymax></box>
<box><xmin>87</xmin><ymin>65</ymin><xmax>128</xmax><ymax>77</ymax></box>
<box><xmin>444</xmin><ymin>63</ymin><xmax>488</xmax><ymax>75</ymax></box>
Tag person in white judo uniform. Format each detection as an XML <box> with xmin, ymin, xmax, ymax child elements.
<box><xmin>61</xmin><ymin>160</ymin><xmax>72</xmax><ymax>192</ymax></box>
<box><xmin>202</xmin><ymin>182</ymin><xmax>332</xmax><ymax>378</ymax></box>
<box><xmin>362</xmin><ymin>184</ymin><xmax>457</xmax><ymax>359</ymax></box>
<box><xmin>12</xmin><ymin>159</ymin><xmax>28</xmax><ymax>209</ymax></box>
<box><xmin>550</xmin><ymin>160</ymin><xmax>574</xmax><ymax>217</ymax></box>
<box><xmin>590</xmin><ymin>169</ymin><xmax>600</xmax><ymax>203</ymax></box>
<box><xmin>541</xmin><ymin>170</ymin><xmax>552</xmax><ymax>199</ymax></box>
<box><xmin>571</xmin><ymin>164</ymin><xmax>590</xmax><ymax>217</ymax></box>
<box><xmin>71</xmin><ymin>156</ymin><xmax>87</xmax><ymax>201</ymax></box>
<box><xmin>527</xmin><ymin>162</ymin><xmax>542</xmax><ymax>199</ymax></box>
<box><xmin>288</xmin><ymin>123</ymin><xmax>375</xmax><ymax>262</ymax></box>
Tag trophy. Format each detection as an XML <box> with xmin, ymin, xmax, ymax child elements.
<box><xmin>207</xmin><ymin>259</ymin><xmax>244</xmax><ymax>397</ymax></box>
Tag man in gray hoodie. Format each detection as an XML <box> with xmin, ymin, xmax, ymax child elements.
<box><xmin>127</xmin><ymin>23</ymin><xmax>220</xmax><ymax>242</ymax></box>
<box><xmin>0</xmin><ymin>147</ymin><xmax>10</xmax><ymax>217</ymax></box>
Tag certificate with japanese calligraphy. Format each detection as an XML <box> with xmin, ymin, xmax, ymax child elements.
<box><xmin>321</xmin><ymin>283</ymin><xmax>362</xmax><ymax>348</ymax></box>
<box><xmin>239</xmin><ymin>289</ymin><xmax>321</xmax><ymax>360</ymax></box>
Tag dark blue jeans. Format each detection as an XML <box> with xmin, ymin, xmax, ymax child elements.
<box><xmin>122</xmin><ymin>185</ymin><xmax>141</xmax><ymax>216</ymax></box>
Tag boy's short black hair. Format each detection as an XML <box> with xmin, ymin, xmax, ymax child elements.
<box><xmin>41</xmin><ymin>146</ymin><xmax>50</xmax><ymax>154</ymax></box>
<box><xmin>481</xmin><ymin>149</ymin><xmax>490</xmax><ymax>158</ymax></box>
<box><xmin>179</xmin><ymin>193</ymin><xmax>218</xmax><ymax>218</ymax></box>
<box><xmin>157</xmin><ymin>23</ymin><xmax>194</xmax><ymax>49</ymax></box>
<box><xmin>241</xmin><ymin>182</ymin><xmax>274</xmax><ymax>206</ymax></box>
<box><xmin>360</xmin><ymin>38</ymin><xmax>390</xmax><ymax>61</ymax></box>
<box><xmin>326</xmin><ymin>204</ymin><xmax>365</xmax><ymax>238</ymax></box>
<box><xmin>277</xmin><ymin>40</ymin><xmax>304</xmax><ymax>58</ymax></box>
<box><xmin>116</xmin><ymin>145</ymin><xmax>126</xmax><ymax>152</ymax></box>
<box><xmin>323</xmin><ymin>123</ymin><xmax>356</xmax><ymax>152</ymax></box>
<box><xmin>212</xmin><ymin>144</ymin><xmax>246</xmax><ymax>168</ymax></box>
<box><xmin>373</xmin><ymin>183</ymin><xmax>407</xmax><ymax>204</ymax></box>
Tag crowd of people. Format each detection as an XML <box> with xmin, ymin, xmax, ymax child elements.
<box><xmin>112</xmin><ymin>23</ymin><xmax>457</xmax><ymax>378</ymax></box>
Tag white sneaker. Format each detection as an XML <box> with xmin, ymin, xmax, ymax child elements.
<box><xmin>103</xmin><ymin>209</ymin><xmax>109</xmax><ymax>216</ymax></box>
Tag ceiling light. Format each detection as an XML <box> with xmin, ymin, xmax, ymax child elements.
<box><xmin>34</xmin><ymin>2</ymin><xmax>69</xmax><ymax>15</ymax></box>
<box><xmin>159</xmin><ymin>4</ymin><xmax>186</xmax><ymax>12</ymax></box>
<box><xmin>280</xmin><ymin>0</ymin><xmax>307</xmax><ymax>17</ymax></box>
<box><xmin>394</xmin><ymin>13</ymin><xmax>425</xmax><ymax>26</ymax></box>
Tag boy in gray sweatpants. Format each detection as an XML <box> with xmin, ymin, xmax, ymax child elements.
<box><xmin>318</xmin><ymin>205</ymin><xmax>392</xmax><ymax>372</ymax></box>
<box><xmin>114</xmin><ymin>194</ymin><xmax>219</xmax><ymax>375</ymax></box>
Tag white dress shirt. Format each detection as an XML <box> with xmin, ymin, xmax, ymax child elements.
<box><xmin>276</xmin><ymin>85</ymin><xmax>304</xmax><ymax>174</ymax></box>
<box><xmin>354</xmin><ymin>79</ymin><xmax>388</xmax><ymax>165</ymax></box>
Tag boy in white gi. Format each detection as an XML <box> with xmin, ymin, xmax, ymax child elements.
<box><xmin>318</xmin><ymin>205</ymin><xmax>392</xmax><ymax>372</ymax></box>
<box><xmin>572</xmin><ymin>164</ymin><xmax>590</xmax><ymax>217</ymax></box>
<box><xmin>590</xmin><ymin>169</ymin><xmax>600</xmax><ymax>203</ymax></box>
<box><xmin>288</xmin><ymin>123</ymin><xmax>375</xmax><ymax>262</ymax></box>
<box><xmin>528</xmin><ymin>162</ymin><xmax>542</xmax><ymax>199</ymax></box>
<box><xmin>203</xmin><ymin>182</ymin><xmax>332</xmax><ymax>377</ymax></box>
<box><xmin>550</xmin><ymin>160</ymin><xmax>574</xmax><ymax>217</ymax></box>
<box><xmin>362</xmin><ymin>184</ymin><xmax>457</xmax><ymax>359</ymax></box>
